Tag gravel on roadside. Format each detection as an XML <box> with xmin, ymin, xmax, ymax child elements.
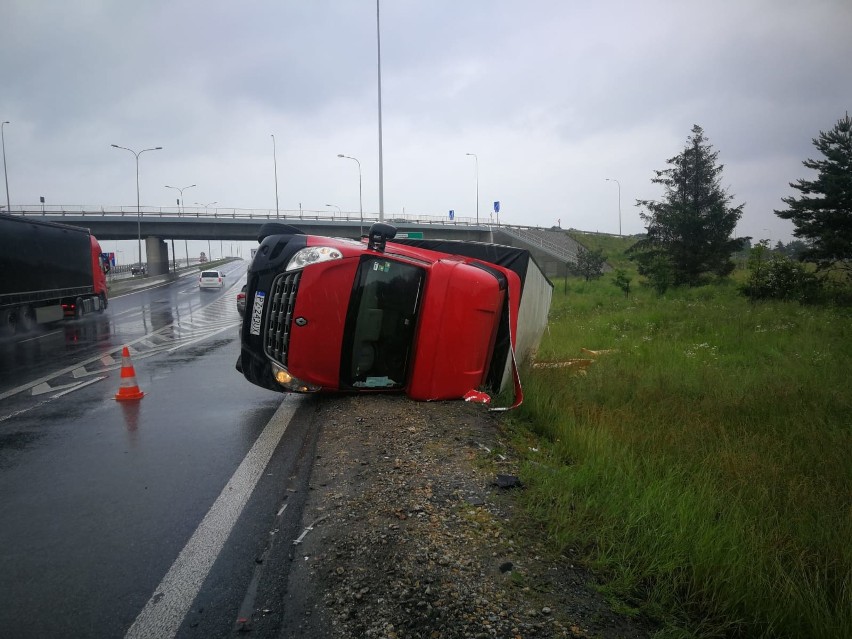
<box><xmin>275</xmin><ymin>395</ymin><xmax>654</xmax><ymax>639</ymax></box>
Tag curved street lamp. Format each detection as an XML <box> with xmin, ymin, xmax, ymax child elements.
<box><xmin>2</xmin><ymin>121</ymin><xmax>10</xmax><ymax>213</ymax></box>
<box><xmin>111</xmin><ymin>144</ymin><xmax>163</xmax><ymax>267</ymax></box>
<box><xmin>195</xmin><ymin>201</ymin><xmax>218</xmax><ymax>260</ymax></box>
<box><xmin>605</xmin><ymin>178</ymin><xmax>622</xmax><ymax>236</ymax></box>
<box><xmin>166</xmin><ymin>184</ymin><xmax>196</xmax><ymax>268</ymax></box>
<box><xmin>165</xmin><ymin>183</ymin><xmax>196</xmax><ymax>215</ymax></box>
<box><xmin>325</xmin><ymin>203</ymin><xmax>342</xmax><ymax>215</ymax></box>
<box><xmin>337</xmin><ymin>154</ymin><xmax>364</xmax><ymax>236</ymax></box>
<box><xmin>465</xmin><ymin>152</ymin><xmax>479</xmax><ymax>225</ymax></box>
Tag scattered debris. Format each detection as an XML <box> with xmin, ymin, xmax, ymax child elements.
<box><xmin>463</xmin><ymin>389</ymin><xmax>492</xmax><ymax>404</ymax></box>
<box><xmin>532</xmin><ymin>359</ymin><xmax>594</xmax><ymax>370</ymax></box>
<box><xmin>494</xmin><ymin>474</ymin><xmax>523</xmax><ymax>489</ymax></box>
<box><xmin>581</xmin><ymin>347</ymin><xmax>618</xmax><ymax>356</ymax></box>
<box><xmin>292</xmin><ymin>515</ymin><xmax>329</xmax><ymax>546</ymax></box>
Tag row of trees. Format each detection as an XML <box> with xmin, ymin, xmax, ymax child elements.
<box><xmin>626</xmin><ymin>114</ymin><xmax>852</xmax><ymax>296</ymax></box>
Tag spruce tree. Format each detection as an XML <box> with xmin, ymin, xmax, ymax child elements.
<box><xmin>631</xmin><ymin>125</ymin><xmax>744</xmax><ymax>286</ymax></box>
<box><xmin>775</xmin><ymin>113</ymin><xmax>852</xmax><ymax>275</ymax></box>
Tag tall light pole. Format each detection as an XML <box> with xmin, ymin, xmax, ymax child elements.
<box><xmin>165</xmin><ymin>184</ymin><xmax>195</xmax><ymax>268</ymax></box>
<box><xmin>466</xmin><ymin>152</ymin><xmax>479</xmax><ymax>225</ymax></box>
<box><xmin>605</xmin><ymin>178</ymin><xmax>622</xmax><ymax>236</ymax></box>
<box><xmin>338</xmin><ymin>154</ymin><xmax>363</xmax><ymax>236</ymax></box>
<box><xmin>196</xmin><ymin>202</ymin><xmax>217</xmax><ymax>259</ymax></box>
<box><xmin>111</xmin><ymin>144</ymin><xmax>162</xmax><ymax>267</ymax></box>
<box><xmin>271</xmin><ymin>134</ymin><xmax>280</xmax><ymax>219</ymax></box>
<box><xmin>325</xmin><ymin>203</ymin><xmax>342</xmax><ymax>216</ymax></box>
<box><xmin>376</xmin><ymin>0</ymin><xmax>385</xmax><ymax>222</ymax></box>
<box><xmin>2</xmin><ymin>121</ymin><xmax>10</xmax><ymax>213</ymax></box>
<box><xmin>165</xmin><ymin>183</ymin><xmax>195</xmax><ymax>215</ymax></box>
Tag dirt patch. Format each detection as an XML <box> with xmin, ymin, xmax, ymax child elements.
<box><xmin>281</xmin><ymin>395</ymin><xmax>653</xmax><ymax>638</ymax></box>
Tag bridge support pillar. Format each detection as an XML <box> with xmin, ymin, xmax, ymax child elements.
<box><xmin>145</xmin><ymin>236</ymin><xmax>170</xmax><ymax>276</ymax></box>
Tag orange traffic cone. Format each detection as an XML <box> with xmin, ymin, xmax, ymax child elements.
<box><xmin>115</xmin><ymin>346</ymin><xmax>145</xmax><ymax>401</ymax></box>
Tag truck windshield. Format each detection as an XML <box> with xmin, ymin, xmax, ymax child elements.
<box><xmin>340</xmin><ymin>257</ymin><xmax>425</xmax><ymax>390</ymax></box>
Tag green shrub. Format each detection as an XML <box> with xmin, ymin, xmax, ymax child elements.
<box><xmin>742</xmin><ymin>242</ymin><xmax>823</xmax><ymax>303</ymax></box>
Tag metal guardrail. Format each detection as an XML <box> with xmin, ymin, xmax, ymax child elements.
<box><xmin>498</xmin><ymin>226</ymin><xmax>581</xmax><ymax>263</ymax></box>
<box><xmin>8</xmin><ymin>205</ymin><xmax>483</xmax><ymax>226</ymax></box>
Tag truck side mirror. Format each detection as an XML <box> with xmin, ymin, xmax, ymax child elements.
<box><xmin>367</xmin><ymin>223</ymin><xmax>397</xmax><ymax>253</ymax></box>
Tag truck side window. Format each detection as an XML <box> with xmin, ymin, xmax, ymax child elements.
<box><xmin>341</xmin><ymin>257</ymin><xmax>424</xmax><ymax>389</ymax></box>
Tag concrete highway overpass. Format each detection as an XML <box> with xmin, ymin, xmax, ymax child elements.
<box><xmin>5</xmin><ymin>208</ymin><xmax>595</xmax><ymax>278</ymax></box>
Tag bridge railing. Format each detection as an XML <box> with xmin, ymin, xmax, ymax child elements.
<box><xmin>497</xmin><ymin>226</ymin><xmax>582</xmax><ymax>262</ymax></box>
<box><xmin>9</xmin><ymin>204</ymin><xmax>485</xmax><ymax>226</ymax></box>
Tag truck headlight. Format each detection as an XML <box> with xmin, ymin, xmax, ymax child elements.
<box><xmin>271</xmin><ymin>362</ymin><xmax>321</xmax><ymax>393</ymax></box>
<box><xmin>286</xmin><ymin>246</ymin><xmax>342</xmax><ymax>271</ymax></box>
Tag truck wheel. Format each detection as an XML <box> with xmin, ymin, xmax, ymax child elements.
<box><xmin>98</xmin><ymin>293</ymin><xmax>108</xmax><ymax>312</ymax></box>
<box><xmin>75</xmin><ymin>297</ymin><xmax>84</xmax><ymax>319</ymax></box>
<box><xmin>17</xmin><ymin>306</ymin><xmax>36</xmax><ymax>333</ymax></box>
<box><xmin>0</xmin><ymin>309</ymin><xmax>14</xmax><ymax>336</ymax></box>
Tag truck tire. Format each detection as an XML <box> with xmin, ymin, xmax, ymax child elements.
<box><xmin>17</xmin><ymin>306</ymin><xmax>36</xmax><ymax>333</ymax></box>
<box><xmin>0</xmin><ymin>309</ymin><xmax>14</xmax><ymax>336</ymax></box>
<box><xmin>75</xmin><ymin>297</ymin><xmax>84</xmax><ymax>319</ymax></box>
<box><xmin>98</xmin><ymin>293</ymin><xmax>107</xmax><ymax>312</ymax></box>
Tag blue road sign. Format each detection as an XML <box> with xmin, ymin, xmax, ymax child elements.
<box><xmin>494</xmin><ymin>201</ymin><xmax>500</xmax><ymax>213</ymax></box>
<box><xmin>449</xmin><ymin>210</ymin><xmax>454</xmax><ymax>220</ymax></box>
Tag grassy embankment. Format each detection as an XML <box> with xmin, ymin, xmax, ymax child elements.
<box><xmin>509</xmin><ymin>233</ymin><xmax>851</xmax><ymax>638</ymax></box>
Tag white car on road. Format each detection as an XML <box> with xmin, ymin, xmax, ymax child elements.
<box><xmin>198</xmin><ymin>270</ymin><xmax>225</xmax><ymax>290</ymax></box>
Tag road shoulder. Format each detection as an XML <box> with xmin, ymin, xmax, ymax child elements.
<box><xmin>274</xmin><ymin>395</ymin><xmax>655</xmax><ymax>638</ymax></box>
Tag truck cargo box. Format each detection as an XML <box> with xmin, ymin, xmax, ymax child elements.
<box><xmin>0</xmin><ymin>215</ymin><xmax>94</xmax><ymax>298</ymax></box>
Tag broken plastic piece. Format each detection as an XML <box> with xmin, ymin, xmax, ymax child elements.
<box><xmin>463</xmin><ymin>390</ymin><xmax>491</xmax><ymax>404</ymax></box>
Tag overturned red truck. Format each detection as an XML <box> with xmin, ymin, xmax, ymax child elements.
<box><xmin>236</xmin><ymin>223</ymin><xmax>552</xmax><ymax>406</ymax></box>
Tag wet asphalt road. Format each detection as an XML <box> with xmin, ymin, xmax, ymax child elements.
<box><xmin>0</xmin><ymin>263</ymin><xmax>318</xmax><ymax>638</ymax></box>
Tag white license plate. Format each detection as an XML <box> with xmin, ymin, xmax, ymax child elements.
<box><xmin>249</xmin><ymin>291</ymin><xmax>265</xmax><ymax>335</ymax></box>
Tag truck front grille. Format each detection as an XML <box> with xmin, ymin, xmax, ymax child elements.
<box><xmin>263</xmin><ymin>271</ymin><xmax>301</xmax><ymax>366</ymax></box>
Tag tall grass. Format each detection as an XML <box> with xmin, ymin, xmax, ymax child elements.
<box><xmin>512</xmin><ymin>275</ymin><xmax>851</xmax><ymax>638</ymax></box>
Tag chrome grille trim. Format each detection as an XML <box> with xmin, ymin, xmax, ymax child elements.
<box><xmin>263</xmin><ymin>271</ymin><xmax>301</xmax><ymax>366</ymax></box>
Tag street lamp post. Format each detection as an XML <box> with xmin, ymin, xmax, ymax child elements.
<box><xmin>376</xmin><ymin>0</ymin><xmax>385</xmax><ymax>222</ymax></box>
<box><xmin>337</xmin><ymin>154</ymin><xmax>364</xmax><ymax>237</ymax></box>
<box><xmin>325</xmin><ymin>204</ymin><xmax>342</xmax><ymax>215</ymax></box>
<box><xmin>165</xmin><ymin>183</ymin><xmax>196</xmax><ymax>215</ymax></box>
<box><xmin>196</xmin><ymin>202</ymin><xmax>218</xmax><ymax>260</ymax></box>
<box><xmin>271</xmin><ymin>134</ymin><xmax>280</xmax><ymax>219</ymax></box>
<box><xmin>111</xmin><ymin>144</ymin><xmax>162</xmax><ymax>269</ymax></box>
<box><xmin>166</xmin><ymin>184</ymin><xmax>196</xmax><ymax>269</ymax></box>
<box><xmin>605</xmin><ymin>178</ymin><xmax>622</xmax><ymax>236</ymax></box>
<box><xmin>466</xmin><ymin>153</ymin><xmax>479</xmax><ymax>225</ymax></box>
<box><xmin>2</xmin><ymin>121</ymin><xmax>10</xmax><ymax>213</ymax></box>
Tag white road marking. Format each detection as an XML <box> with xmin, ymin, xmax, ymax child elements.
<box><xmin>124</xmin><ymin>398</ymin><xmax>299</xmax><ymax>639</ymax></box>
<box><xmin>0</xmin><ymin>278</ymin><xmax>243</xmax><ymax>404</ymax></box>
<box><xmin>52</xmin><ymin>376</ymin><xmax>106</xmax><ymax>398</ymax></box>
<box><xmin>166</xmin><ymin>323</ymin><xmax>240</xmax><ymax>353</ymax></box>
<box><xmin>0</xmin><ymin>399</ymin><xmax>51</xmax><ymax>424</ymax></box>
<box><xmin>32</xmin><ymin>380</ymin><xmax>86</xmax><ymax>396</ymax></box>
<box><xmin>19</xmin><ymin>330</ymin><xmax>62</xmax><ymax>343</ymax></box>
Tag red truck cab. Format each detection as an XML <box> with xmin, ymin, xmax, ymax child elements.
<box><xmin>237</xmin><ymin>223</ymin><xmax>549</xmax><ymax>403</ymax></box>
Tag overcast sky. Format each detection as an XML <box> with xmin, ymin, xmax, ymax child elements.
<box><xmin>2</xmin><ymin>0</ymin><xmax>851</xmax><ymax>248</ymax></box>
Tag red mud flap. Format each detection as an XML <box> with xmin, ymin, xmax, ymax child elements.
<box><xmin>489</xmin><ymin>344</ymin><xmax>524</xmax><ymax>412</ymax></box>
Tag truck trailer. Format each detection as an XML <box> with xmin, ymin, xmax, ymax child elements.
<box><xmin>236</xmin><ymin>223</ymin><xmax>552</xmax><ymax>406</ymax></box>
<box><xmin>0</xmin><ymin>214</ymin><xmax>109</xmax><ymax>334</ymax></box>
